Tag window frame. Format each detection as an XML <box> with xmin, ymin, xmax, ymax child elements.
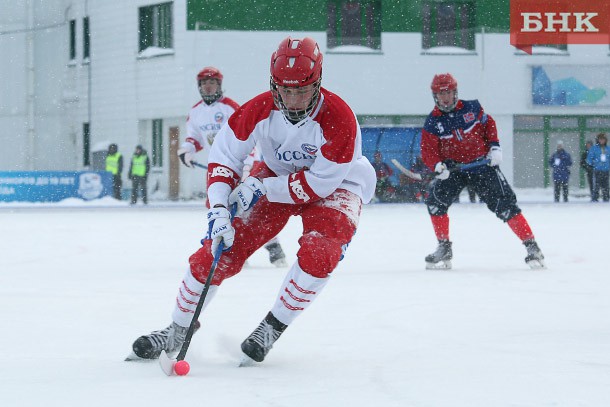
<box><xmin>422</xmin><ymin>0</ymin><xmax>476</xmax><ymax>52</ymax></box>
<box><xmin>69</xmin><ymin>19</ymin><xmax>76</xmax><ymax>61</ymax></box>
<box><xmin>326</xmin><ymin>0</ymin><xmax>382</xmax><ymax>53</ymax></box>
<box><xmin>83</xmin><ymin>16</ymin><xmax>90</xmax><ymax>61</ymax></box>
<box><xmin>138</xmin><ymin>2</ymin><xmax>174</xmax><ymax>54</ymax></box>
<box><xmin>152</xmin><ymin>119</ymin><xmax>163</xmax><ymax>167</ymax></box>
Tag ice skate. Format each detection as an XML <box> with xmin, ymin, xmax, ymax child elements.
<box><xmin>265</xmin><ymin>242</ymin><xmax>288</xmax><ymax>267</ymax></box>
<box><xmin>126</xmin><ymin>320</ymin><xmax>200</xmax><ymax>361</ymax></box>
<box><xmin>425</xmin><ymin>239</ymin><xmax>453</xmax><ymax>269</ymax></box>
<box><xmin>239</xmin><ymin>312</ymin><xmax>287</xmax><ymax>366</ymax></box>
<box><xmin>524</xmin><ymin>239</ymin><xmax>546</xmax><ymax>269</ymax></box>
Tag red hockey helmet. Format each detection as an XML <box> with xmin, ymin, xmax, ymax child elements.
<box><xmin>197</xmin><ymin>66</ymin><xmax>223</xmax><ymax>104</ymax></box>
<box><xmin>270</xmin><ymin>37</ymin><xmax>323</xmax><ymax>121</ymax></box>
<box><xmin>431</xmin><ymin>73</ymin><xmax>458</xmax><ymax>112</ymax></box>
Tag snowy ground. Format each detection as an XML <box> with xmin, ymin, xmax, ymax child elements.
<box><xmin>1</xmin><ymin>188</ymin><xmax>608</xmax><ymax>407</ymax></box>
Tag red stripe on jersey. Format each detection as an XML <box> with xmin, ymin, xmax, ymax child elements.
<box><xmin>227</xmin><ymin>92</ymin><xmax>275</xmax><ymax>141</ymax></box>
<box><xmin>191</xmin><ymin>100</ymin><xmax>203</xmax><ymax>109</ymax></box>
<box><xmin>207</xmin><ymin>163</ymin><xmax>239</xmax><ymax>189</ymax></box>
<box><xmin>314</xmin><ymin>89</ymin><xmax>357</xmax><ymax>164</ymax></box>
<box><xmin>288</xmin><ymin>171</ymin><xmax>320</xmax><ymax>204</ymax></box>
<box><xmin>218</xmin><ymin>96</ymin><xmax>240</xmax><ymax>111</ymax></box>
<box><xmin>185</xmin><ymin>137</ymin><xmax>203</xmax><ymax>152</ymax></box>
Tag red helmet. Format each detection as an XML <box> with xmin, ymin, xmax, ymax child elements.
<box><xmin>431</xmin><ymin>73</ymin><xmax>458</xmax><ymax>112</ymax></box>
<box><xmin>270</xmin><ymin>37</ymin><xmax>323</xmax><ymax>121</ymax></box>
<box><xmin>431</xmin><ymin>73</ymin><xmax>457</xmax><ymax>93</ymax></box>
<box><xmin>197</xmin><ymin>66</ymin><xmax>223</xmax><ymax>82</ymax></box>
<box><xmin>197</xmin><ymin>67</ymin><xmax>223</xmax><ymax>104</ymax></box>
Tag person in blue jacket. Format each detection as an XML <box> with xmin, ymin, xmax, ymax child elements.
<box><xmin>586</xmin><ymin>133</ymin><xmax>609</xmax><ymax>202</ymax></box>
<box><xmin>548</xmin><ymin>140</ymin><xmax>572</xmax><ymax>202</ymax></box>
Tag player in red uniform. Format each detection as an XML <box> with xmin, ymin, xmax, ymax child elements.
<box><xmin>129</xmin><ymin>37</ymin><xmax>376</xmax><ymax>364</ymax></box>
<box><xmin>420</xmin><ymin>73</ymin><xmax>545</xmax><ymax>270</ymax></box>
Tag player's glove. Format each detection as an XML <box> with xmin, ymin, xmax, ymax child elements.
<box><xmin>177</xmin><ymin>142</ymin><xmax>196</xmax><ymax>168</ymax></box>
<box><xmin>487</xmin><ymin>146</ymin><xmax>503</xmax><ymax>167</ymax></box>
<box><xmin>228</xmin><ymin>176</ymin><xmax>266</xmax><ymax>212</ymax></box>
<box><xmin>206</xmin><ymin>206</ymin><xmax>234</xmax><ymax>254</ymax></box>
<box><xmin>434</xmin><ymin>162</ymin><xmax>450</xmax><ymax>180</ymax></box>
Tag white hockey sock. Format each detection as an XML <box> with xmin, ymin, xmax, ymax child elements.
<box><xmin>270</xmin><ymin>262</ymin><xmax>329</xmax><ymax>326</ymax></box>
<box><xmin>171</xmin><ymin>269</ymin><xmax>218</xmax><ymax>327</ymax></box>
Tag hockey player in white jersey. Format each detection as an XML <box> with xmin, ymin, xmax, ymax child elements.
<box><xmin>178</xmin><ymin>66</ymin><xmax>287</xmax><ymax>267</ymax></box>
<box><xmin>131</xmin><ymin>37</ymin><xmax>376</xmax><ymax>364</ymax></box>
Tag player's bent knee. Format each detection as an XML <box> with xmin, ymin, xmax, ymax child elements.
<box><xmin>297</xmin><ymin>233</ymin><xmax>343</xmax><ymax>278</ymax></box>
<box><xmin>492</xmin><ymin>202</ymin><xmax>520</xmax><ymax>222</ymax></box>
<box><xmin>188</xmin><ymin>243</ymin><xmax>245</xmax><ymax>285</ymax></box>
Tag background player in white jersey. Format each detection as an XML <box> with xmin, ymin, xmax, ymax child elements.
<box><xmin>131</xmin><ymin>37</ymin><xmax>376</xmax><ymax>364</ymax></box>
<box><xmin>178</xmin><ymin>66</ymin><xmax>287</xmax><ymax>267</ymax></box>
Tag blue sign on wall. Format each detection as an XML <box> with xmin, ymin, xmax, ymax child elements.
<box><xmin>0</xmin><ymin>171</ymin><xmax>113</xmax><ymax>202</ymax></box>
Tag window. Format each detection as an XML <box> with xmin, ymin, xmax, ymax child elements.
<box><xmin>139</xmin><ymin>2</ymin><xmax>173</xmax><ymax>52</ymax></box>
<box><xmin>69</xmin><ymin>19</ymin><xmax>76</xmax><ymax>60</ymax></box>
<box><xmin>327</xmin><ymin>0</ymin><xmax>381</xmax><ymax>50</ymax></box>
<box><xmin>83</xmin><ymin>123</ymin><xmax>90</xmax><ymax>167</ymax></box>
<box><xmin>83</xmin><ymin>16</ymin><xmax>90</xmax><ymax>60</ymax></box>
<box><xmin>152</xmin><ymin>119</ymin><xmax>163</xmax><ymax>167</ymax></box>
<box><xmin>422</xmin><ymin>1</ymin><xmax>475</xmax><ymax>51</ymax></box>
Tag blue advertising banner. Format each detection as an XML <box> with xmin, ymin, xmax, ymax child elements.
<box><xmin>0</xmin><ymin>171</ymin><xmax>113</xmax><ymax>202</ymax></box>
<box><xmin>532</xmin><ymin>65</ymin><xmax>610</xmax><ymax>106</ymax></box>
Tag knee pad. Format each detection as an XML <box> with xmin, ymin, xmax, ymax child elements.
<box><xmin>492</xmin><ymin>201</ymin><xmax>521</xmax><ymax>222</ymax></box>
<box><xmin>297</xmin><ymin>232</ymin><xmax>343</xmax><ymax>278</ymax></box>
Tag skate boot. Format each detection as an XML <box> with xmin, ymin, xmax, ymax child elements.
<box><xmin>240</xmin><ymin>312</ymin><xmax>287</xmax><ymax>365</ymax></box>
<box><xmin>425</xmin><ymin>239</ymin><xmax>453</xmax><ymax>269</ymax></box>
<box><xmin>524</xmin><ymin>239</ymin><xmax>546</xmax><ymax>269</ymax></box>
<box><xmin>265</xmin><ymin>242</ymin><xmax>288</xmax><ymax>267</ymax></box>
<box><xmin>128</xmin><ymin>320</ymin><xmax>200</xmax><ymax>360</ymax></box>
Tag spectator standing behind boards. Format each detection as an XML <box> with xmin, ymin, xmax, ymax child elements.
<box><xmin>580</xmin><ymin>140</ymin><xmax>594</xmax><ymax>198</ymax></box>
<box><xmin>549</xmin><ymin>140</ymin><xmax>572</xmax><ymax>202</ymax></box>
<box><xmin>128</xmin><ymin>145</ymin><xmax>150</xmax><ymax>205</ymax></box>
<box><xmin>372</xmin><ymin>151</ymin><xmax>395</xmax><ymax>202</ymax></box>
<box><xmin>587</xmin><ymin>132</ymin><xmax>610</xmax><ymax>202</ymax></box>
<box><xmin>105</xmin><ymin>143</ymin><xmax>123</xmax><ymax>200</ymax></box>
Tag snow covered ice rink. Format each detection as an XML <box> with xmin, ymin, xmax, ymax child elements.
<box><xmin>1</xmin><ymin>191</ymin><xmax>609</xmax><ymax>407</ymax></box>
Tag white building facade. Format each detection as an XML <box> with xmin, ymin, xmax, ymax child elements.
<box><xmin>2</xmin><ymin>0</ymin><xmax>609</xmax><ymax>199</ymax></box>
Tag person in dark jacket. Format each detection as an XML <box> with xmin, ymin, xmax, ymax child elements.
<box><xmin>587</xmin><ymin>133</ymin><xmax>610</xmax><ymax>202</ymax></box>
<box><xmin>128</xmin><ymin>145</ymin><xmax>150</xmax><ymax>204</ymax></box>
<box><xmin>580</xmin><ymin>140</ymin><xmax>594</xmax><ymax>198</ymax></box>
<box><xmin>549</xmin><ymin>140</ymin><xmax>572</xmax><ymax>202</ymax></box>
<box><xmin>105</xmin><ymin>143</ymin><xmax>123</xmax><ymax>200</ymax></box>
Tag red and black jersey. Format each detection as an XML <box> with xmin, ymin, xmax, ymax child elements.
<box><xmin>420</xmin><ymin>99</ymin><xmax>499</xmax><ymax>171</ymax></box>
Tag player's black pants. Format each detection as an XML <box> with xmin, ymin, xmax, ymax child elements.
<box><xmin>425</xmin><ymin>165</ymin><xmax>521</xmax><ymax>221</ymax></box>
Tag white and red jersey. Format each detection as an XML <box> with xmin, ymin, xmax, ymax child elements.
<box><xmin>185</xmin><ymin>96</ymin><xmax>240</xmax><ymax>156</ymax></box>
<box><xmin>207</xmin><ymin>88</ymin><xmax>376</xmax><ymax>207</ymax></box>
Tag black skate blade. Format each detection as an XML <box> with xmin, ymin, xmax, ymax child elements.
<box><xmin>270</xmin><ymin>258</ymin><xmax>288</xmax><ymax>268</ymax></box>
<box><xmin>425</xmin><ymin>260</ymin><xmax>452</xmax><ymax>270</ymax></box>
<box><xmin>124</xmin><ymin>352</ymin><xmax>154</xmax><ymax>362</ymax></box>
<box><xmin>238</xmin><ymin>353</ymin><xmax>256</xmax><ymax>367</ymax></box>
<box><xmin>159</xmin><ymin>350</ymin><xmax>176</xmax><ymax>376</ymax></box>
<box><xmin>527</xmin><ymin>259</ymin><xmax>546</xmax><ymax>270</ymax></box>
